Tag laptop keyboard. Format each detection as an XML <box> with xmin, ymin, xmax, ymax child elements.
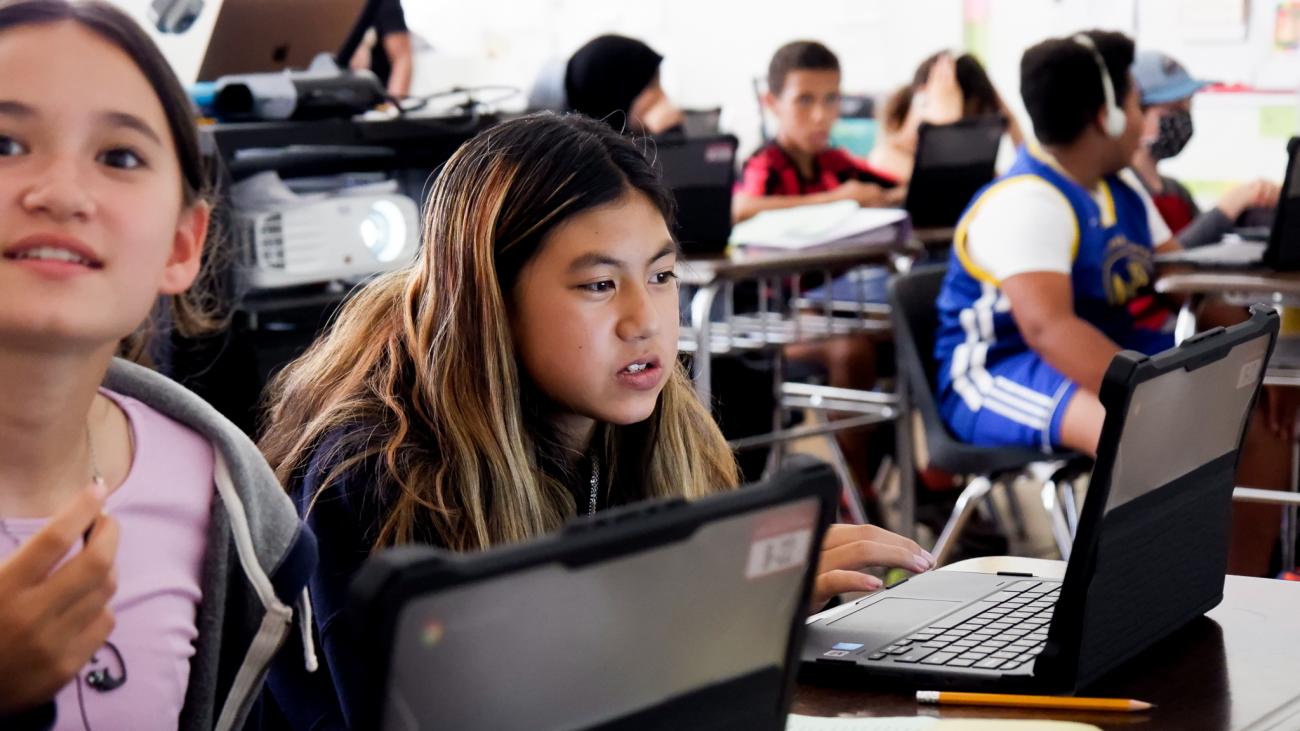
<box><xmin>866</xmin><ymin>580</ymin><xmax>1059</xmax><ymax>671</ymax></box>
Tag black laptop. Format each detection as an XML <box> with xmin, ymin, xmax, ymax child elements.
<box><xmin>1156</xmin><ymin>136</ymin><xmax>1300</xmax><ymax>270</ymax></box>
<box><xmin>804</xmin><ymin>306</ymin><xmax>1277</xmax><ymax>692</ymax></box>
<box><xmin>652</xmin><ymin>134</ymin><xmax>738</xmax><ymax>255</ymax></box>
<box><xmin>905</xmin><ymin>117</ymin><xmax>1006</xmax><ymax>230</ymax></box>
<box><xmin>348</xmin><ymin>461</ymin><xmax>836</xmax><ymax>730</ymax></box>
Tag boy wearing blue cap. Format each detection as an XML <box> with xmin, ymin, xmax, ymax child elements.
<box><xmin>1129</xmin><ymin>50</ymin><xmax>1279</xmax><ymax>247</ymax></box>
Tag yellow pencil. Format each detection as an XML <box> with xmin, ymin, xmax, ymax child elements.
<box><xmin>916</xmin><ymin>690</ymin><xmax>1154</xmax><ymax>712</ymax></box>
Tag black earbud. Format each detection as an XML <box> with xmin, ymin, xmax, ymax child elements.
<box><xmin>85</xmin><ymin>667</ymin><xmax>124</xmax><ymax>692</ymax></box>
<box><xmin>85</xmin><ymin>642</ymin><xmax>127</xmax><ymax>692</ymax></box>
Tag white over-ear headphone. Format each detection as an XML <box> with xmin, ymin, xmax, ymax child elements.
<box><xmin>1072</xmin><ymin>34</ymin><xmax>1126</xmax><ymax>138</ymax></box>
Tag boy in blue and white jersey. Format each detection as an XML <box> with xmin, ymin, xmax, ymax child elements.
<box><xmin>933</xmin><ymin>30</ymin><xmax>1177</xmax><ymax>455</ymax></box>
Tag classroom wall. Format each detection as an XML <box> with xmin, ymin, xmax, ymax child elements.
<box><xmin>400</xmin><ymin>0</ymin><xmax>966</xmax><ymax>161</ymax></box>
<box><xmin>401</xmin><ymin>0</ymin><xmax>1296</xmax><ymax>196</ymax></box>
<box><xmin>974</xmin><ymin>0</ymin><xmax>1299</xmax><ymax>198</ymax></box>
<box><xmin>116</xmin><ymin>0</ymin><xmax>1297</xmax><ymax>199</ymax></box>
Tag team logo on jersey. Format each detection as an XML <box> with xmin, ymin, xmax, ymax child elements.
<box><xmin>1100</xmin><ymin>234</ymin><xmax>1154</xmax><ymax>305</ymax></box>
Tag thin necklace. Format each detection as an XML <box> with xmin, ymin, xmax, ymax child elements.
<box><xmin>588</xmin><ymin>456</ymin><xmax>599</xmax><ymax>516</ymax></box>
<box><xmin>1</xmin><ymin>421</ymin><xmax>119</xmax><ymax>731</ymax></box>
<box><xmin>86</xmin><ymin>421</ymin><xmax>105</xmax><ymax>488</ymax></box>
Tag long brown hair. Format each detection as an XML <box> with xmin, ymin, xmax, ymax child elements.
<box><xmin>260</xmin><ymin>113</ymin><xmax>738</xmax><ymax>551</ymax></box>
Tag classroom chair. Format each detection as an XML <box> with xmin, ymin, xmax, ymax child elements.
<box><xmin>888</xmin><ymin>264</ymin><xmax>1089</xmax><ymax>564</ymax></box>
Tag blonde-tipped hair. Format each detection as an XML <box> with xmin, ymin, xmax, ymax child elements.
<box><xmin>260</xmin><ymin>113</ymin><xmax>738</xmax><ymax>551</ymax></box>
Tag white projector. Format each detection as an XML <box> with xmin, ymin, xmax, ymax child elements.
<box><xmin>238</xmin><ymin>192</ymin><xmax>419</xmax><ymax>290</ymax></box>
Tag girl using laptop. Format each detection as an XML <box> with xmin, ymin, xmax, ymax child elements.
<box><xmin>0</xmin><ymin>2</ymin><xmax>314</xmax><ymax>727</ymax></box>
<box><xmin>260</xmin><ymin>112</ymin><xmax>934</xmax><ymax>729</ymax></box>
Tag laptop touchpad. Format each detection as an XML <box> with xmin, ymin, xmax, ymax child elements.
<box><xmin>830</xmin><ymin>597</ymin><xmax>961</xmax><ymax>634</ymax></box>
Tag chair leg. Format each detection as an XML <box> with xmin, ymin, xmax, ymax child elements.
<box><xmin>764</xmin><ymin>430</ymin><xmax>787</xmax><ymax>478</ymax></box>
<box><xmin>826</xmin><ymin>432</ymin><xmax>869</xmax><ymax>525</ymax></box>
<box><xmin>1002</xmin><ymin>477</ymin><xmax>1029</xmax><ymax>541</ymax></box>
<box><xmin>932</xmin><ymin>476</ymin><xmax>994</xmax><ymax>567</ymax></box>
<box><xmin>764</xmin><ymin>354</ymin><xmax>787</xmax><ymax>478</ymax></box>
<box><xmin>980</xmin><ymin>481</ymin><xmax>1012</xmax><ymax>543</ymax></box>
<box><xmin>1059</xmin><ymin>478</ymin><xmax>1080</xmax><ymax>537</ymax></box>
<box><xmin>798</xmin><ymin>409</ymin><xmax>869</xmax><ymax>525</ymax></box>
<box><xmin>1281</xmin><ymin>425</ymin><xmax>1300</xmax><ymax>572</ymax></box>
<box><xmin>1040</xmin><ymin>479</ymin><xmax>1074</xmax><ymax>560</ymax></box>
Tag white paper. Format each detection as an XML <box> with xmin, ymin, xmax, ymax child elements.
<box><xmin>786</xmin><ymin>717</ymin><xmax>1100</xmax><ymax>731</ymax></box>
<box><xmin>729</xmin><ymin>202</ymin><xmax>908</xmax><ymax>249</ymax></box>
<box><xmin>785</xmin><ymin>716</ymin><xmax>937</xmax><ymax>731</ymax></box>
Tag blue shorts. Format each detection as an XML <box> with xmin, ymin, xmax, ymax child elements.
<box><xmin>939</xmin><ymin>350</ymin><xmax>1077</xmax><ymax>451</ymax></box>
<box><xmin>938</xmin><ymin>330</ymin><xmax>1174</xmax><ymax>451</ymax></box>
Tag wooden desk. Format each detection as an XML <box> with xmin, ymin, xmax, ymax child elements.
<box><xmin>1155</xmin><ymin>270</ymin><xmax>1300</xmax><ymax>346</ymax></box>
<box><xmin>1155</xmin><ymin>270</ymin><xmax>1300</xmax><ymax>301</ymax></box>
<box><xmin>679</xmin><ymin>239</ymin><xmax>914</xmax><ymax>289</ymax></box>
<box><xmin>793</xmin><ymin>558</ymin><xmax>1300</xmax><ymax>731</ymax></box>
<box><xmin>914</xmin><ymin>226</ymin><xmax>956</xmax><ymax>251</ymax></box>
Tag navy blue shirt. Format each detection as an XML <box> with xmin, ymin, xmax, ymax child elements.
<box><xmin>264</xmin><ymin>436</ymin><xmax>413</xmax><ymax>730</ymax></box>
<box><xmin>262</xmin><ymin>431</ymin><xmax>602</xmax><ymax>729</ymax></box>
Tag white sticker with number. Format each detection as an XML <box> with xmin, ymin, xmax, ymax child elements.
<box><xmin>746</xmin><ymin>529</ymin><xmax>813</xmax><ymax>580</ymax></box>
<box><xmin>1239</xmin><ymin>357</ymin><xmax>1263</xmax><ymax>389</ymax></box>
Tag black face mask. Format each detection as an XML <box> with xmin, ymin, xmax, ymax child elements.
<box><xmin>1148</xmin><ymin>109</ymin><xmax>1193</xmax><ymax>161</ymax></box>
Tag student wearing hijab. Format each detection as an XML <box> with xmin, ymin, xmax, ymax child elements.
<box><xmin>564</xmin><ymin>34</ymin><xmax>684</xmax><ymax>136</ymax></box>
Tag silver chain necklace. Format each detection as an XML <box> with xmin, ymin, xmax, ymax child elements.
<box><xmin>87</xmin><ymin>422</ymin><xmax>105</xmax><ymax>488</ymax></box>
<box><xmin>587</xmin><ymin>456</ymin><xmax>599</xmax><ymax>516</ymax></box>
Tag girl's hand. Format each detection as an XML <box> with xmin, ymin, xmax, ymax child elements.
<box><xmin>921</xmin><ymin>53</ymin><xmax>964</xmax><ymax>125</ymax></box>
<box><xmin>810</xmin><ymin>524</ymin><xmax>934</xmax><ymax>612</ymax></box>
<box><xmin>0</xmin><ymin>482</ymin><xmax>118</xmax><ymax>714</ymax></box>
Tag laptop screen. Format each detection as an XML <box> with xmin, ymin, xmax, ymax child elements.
<box><xmin>1106</xmin><ymin>333</ymin><xmax>1269</xmax><ymax>511</ymax></box>
<box><xmin>906</xmin><ymin>117</ymin><xmax>1006</xmax><ymax>229</ymax></box>
<box><xmin>1266</xmin><ymin>137</ymin><xmax>1300</xmax><ymax>269</ymax></box>
<box><xmin>1055</xmin><ymin>309</ymin><xmax>1277</xmax><ymax>690</ymax></box>
<box><xmin>196</xmin><ymin>0</ymin><xmax>368</xmax><ymax>81</ymax></box>
<box><xmin>652</xmin><ymin>135</ymin><xmax>737</xmax><ymax>253</ymax></box>
<box><xmin>377</xmin><ymin>492</ymin><xmax>821</xmax><ymax>730</ymax></box>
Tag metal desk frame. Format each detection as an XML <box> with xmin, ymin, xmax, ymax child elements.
<box><xmin>678</xmin><ymin>237</ymin><xmax>919</xmax><ymax>527</ymax></box>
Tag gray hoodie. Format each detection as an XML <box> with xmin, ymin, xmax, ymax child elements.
<box><xmin>62</xmin><ymin>358</ymin><xmax>317</xmax><ymax>730</ymax></box>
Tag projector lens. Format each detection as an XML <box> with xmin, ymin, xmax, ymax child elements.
<box><xmin>361</xmin><ymin>200</ymin><xmax>407</xmax><ymax>263</ymax></box>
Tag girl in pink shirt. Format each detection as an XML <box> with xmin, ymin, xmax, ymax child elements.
<box><xmin>0</xmin><ymin>2</ymin><xmax>316</xmax><ymax>729</ymax></box>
